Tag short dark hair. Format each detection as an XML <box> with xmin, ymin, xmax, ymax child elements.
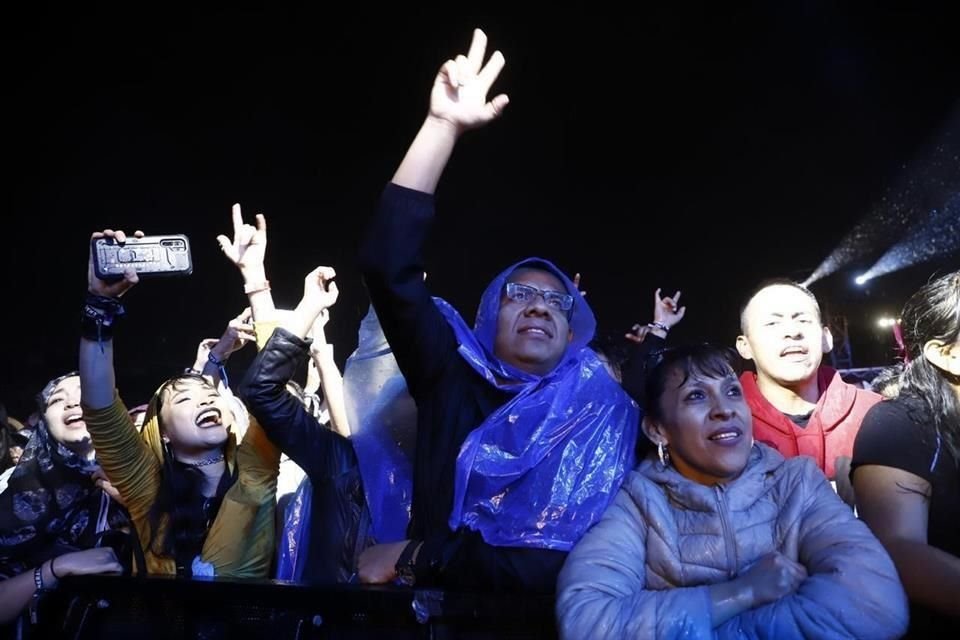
<box><xmin>739</xmin><ymin>278</ymin><xmax>821</xmax><ymax>335</ymax></box>
<box><xmin>643</xmin><ymin>344</ymin><xmax>743</xmax><ymax>422</ymax></box>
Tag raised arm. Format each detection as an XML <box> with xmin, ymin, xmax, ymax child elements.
<box><xmin>620</xmin><ymin>288</ymin><xmax>686</xmax><ymax>403</ymax></box>
<box><xmin>306</xmin><ymin>306</ymin><xmax>351</xmax><ymax>438</ymax></box>
<box><xmin>79</xmin><ymin>229</ymin><xmax>141</xmax><ymax>410</ymax></box>
<box><xmin>79</xmin><ymin>229</ymin><xmax>161</xmax><ymax>523</ymax></box>
<box><xmin>357</xmin><ymin>28</ymin><xmax>508</xmax><ymax>399</ymax></box>
<box><xmin>391</xmin><ymin>28</ymin><xmax>508</xmax><ymax>194</ymax></box>
<box><xmin>190</xmin><ymin>307</ymin><xmax>257</xmax><ymax>387</ymax></box>
<box><xmin>239</xmin><ymin>266</ymin><xmax>353</xmax><ymax>481</ymax></box>
<box><xmin>216</xmin><ymin>204</ymin><xmax>276</xmax><ymax>323</ymax></box>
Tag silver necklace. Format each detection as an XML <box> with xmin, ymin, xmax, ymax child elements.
<box><xmin>186</xmin><ymin>453</ymin><xmax>225</xmax><ymax>468</ymax></box>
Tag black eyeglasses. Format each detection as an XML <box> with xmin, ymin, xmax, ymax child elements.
<box><xmin>504</xmin><ymin>282</ymin><xmax>575</xmax><ymax>311</ymax></box>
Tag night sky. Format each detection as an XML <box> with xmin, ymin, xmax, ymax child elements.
<box><xmin>4</xmin><ymin>3</ymin><xmax>958</xmax><ymax>419</ymax></box>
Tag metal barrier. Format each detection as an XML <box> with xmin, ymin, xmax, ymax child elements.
<box><xmin>29</xmin><ymin>575</ymin><xmax>557</xmax><ymax>639</ymax></box>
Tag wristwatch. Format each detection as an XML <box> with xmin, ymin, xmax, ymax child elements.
<box><xmin>394</xmin><ymin>541</ymin><xmax>420</xmax><ymax>587</ymax></box>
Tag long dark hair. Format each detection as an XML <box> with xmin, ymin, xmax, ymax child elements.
<box><xmin>146</xmin><ymin>374</ymin><xmax>235</xmax><ymax>572</ymax></box>
<box><xmin>897</xmin><ymin>270</ymin><xmax>960</xmax><ymax>465</ymax></box>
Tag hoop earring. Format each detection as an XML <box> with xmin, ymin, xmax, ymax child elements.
<box><xmin>657</xmin><ymin>441</ymin><xmax>670</xmax><ymax>468</ymax></box>
<box><xmin>162</xmin><ymin>439</ymin><xmax>175</xmax><ymax>463</ymax></box>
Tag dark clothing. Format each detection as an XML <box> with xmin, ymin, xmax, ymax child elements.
<box><xmin>358</xmin><ymin>184</ymin><xmax>567</xmax><ymax>592</ymax></box>
<box><xmin>0</xmin><ymin>421</ymin><xmax>129</xmax><ymax>578</ymax></box>
<box><xmin>619</xmin><ymin>334</ymin><xmax>666</xmax><ymax>407</ymax></box>
<box><xmin>786</xmin><ymin>412</ymin><xmax>813</xmax><ymax>428</ymax></box>
<box><xmin>619</xmin><ymin>333</ymin><xmax>665</xmax><ymax>459</ymax></box>
<box><xmin>239</xmin><ymin>328</ymin><xmax>371</xmax><ymax>584</ymax></box>
<box><xmin>852</xmin><ymin>394</ymin><xmax>960</xmax><ymax>637</ymax></box>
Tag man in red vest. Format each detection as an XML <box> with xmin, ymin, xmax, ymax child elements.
<box><xmin>736</xmin><ymin>279</ymin><xmax>881</xmax><ymax>504</ymax></box>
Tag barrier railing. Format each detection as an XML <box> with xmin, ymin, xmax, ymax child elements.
<box><xmin>29</xmin><ymin>575</ymin><xmax>558</xmax><ymax>639</ymax></box>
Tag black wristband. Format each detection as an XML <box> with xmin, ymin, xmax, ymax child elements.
<box><xmin>81</xmin><ymin>293</ymin><xmax>126</xmax><ymax>343</ymax></box>
<box><xmin>394</xmin><ymin>540</ymin><xmax>421</xmax><ymax>587</ymax></box>
<box><xmin>396</xmin><ymin>540</ymin><xmax>419</xmax><ymax>567</ymax></box>
<box><xmin>49</xmin><ymin>557</ymin><xmax>61</xmax><ymax>581</ymax></box>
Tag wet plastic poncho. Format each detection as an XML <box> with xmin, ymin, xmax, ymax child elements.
<box><xmin>441</xmin><ymin>258</ymin><xmax>639</xmax><ymax>551</ymax></box>
<box><xmin>342</xmin><ymin>306</ymin><xmax>418</xmax><ymax>543</ymax></box>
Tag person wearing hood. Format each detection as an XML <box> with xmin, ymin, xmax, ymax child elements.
<box><xmin>78</xmin><ymin>210</ymin><xmax>280</xmax><ymax>578</ymax></box>
<box><xmin>0</xmin><ymin>373</ymin><xmax>128</xmax><ymax>625</ymax></box>
<box><xmin>355</xmin><ymin>28</ymin><xmax>638</xmax><ymax>592</ymax></box>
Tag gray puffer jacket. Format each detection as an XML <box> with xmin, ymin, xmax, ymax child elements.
<box><xmin>556</xmin><ymin>444</ymin><xmax>908</xmax><ymax>639</ymax></box>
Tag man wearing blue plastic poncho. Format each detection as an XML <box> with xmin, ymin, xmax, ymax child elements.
<box><xmin>356</xmin><ymin>29</ymin><xmax>639</xmax><ymax>593</ymax></box>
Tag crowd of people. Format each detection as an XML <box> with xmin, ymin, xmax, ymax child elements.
<box><xmin>2</xmin><ymin>28</ymin><xmax>957</xmax><ymax>639</ymax></box>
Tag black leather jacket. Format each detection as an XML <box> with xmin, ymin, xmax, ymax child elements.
<box><xmin>238</xmin><ymin>327</ymin><xmax>372</xmax><ymax>583</ymax></box>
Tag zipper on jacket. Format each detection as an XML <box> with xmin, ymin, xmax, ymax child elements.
<box><xmin>715</xmin><ymin>485</ymin><xmax>739</xmax><ymax>578</ymax></box>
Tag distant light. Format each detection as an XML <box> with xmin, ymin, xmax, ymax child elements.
<box><xmin>856</xmin><ymin>195</ymin><xmax>960</xmax><ymax>282</ymax></box>
<box><xmin>855</xmin><ymin>274</ymin><xmax>869</xmax><ymax>286</ymax></box>
<box><xmin>802</xmin><ymin>108</ymin><xmax>958</xmax><ymax>288</ymax></box>
<box><xmin>877</xmin><ymin>317</ymin><xmax>899</xmax><ymax>329</ymax></box>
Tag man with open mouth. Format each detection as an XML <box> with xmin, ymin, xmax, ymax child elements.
<box><xmin>735</xmin><ymin>279</ymin><xmax>881</xmax><ymax>505</ymax></box>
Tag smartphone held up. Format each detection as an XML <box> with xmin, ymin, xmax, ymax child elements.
<box><xmin>92</xmin><ymin>234</ymin><xmax>193</xmax><ymax>281</ymax></box>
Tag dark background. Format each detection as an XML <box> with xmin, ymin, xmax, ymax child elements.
<box><xmin>3</xmin><ymin>3</ymin><xmax>958</xmax><ymax>418</ymax></box>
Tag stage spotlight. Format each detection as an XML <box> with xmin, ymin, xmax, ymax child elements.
<box><xmin>804</xmin><ymin>108</ymin><xmax>958</xmax><ymax>287</ymax></box>
<box><xmin>856</xmin><ymin>193</ymin><xmax>960</xmax><ymax>282</ymax></box>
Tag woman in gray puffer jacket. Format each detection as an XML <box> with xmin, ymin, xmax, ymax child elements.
<box><xmin>557</xmin><ymin>344</ymin><xmax>908</xmax><ymax>639</ymax></box>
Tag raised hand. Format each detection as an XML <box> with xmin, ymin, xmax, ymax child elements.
<box><xmin>216</xmin><ymin>204</ymin><xmax>268</xmax><ymax>276</ymax></box>
<box><xmin>285</xmin><ymin>266</ymin><xmax>339</xmax><ymax>341</ymax></box>
<box><xmin>300</xmin><ymin>266</ymin><xmax>339</xmax><ymax>317</ymax></box>
<box><xmin>428</xmin><ymin>28</ymin><xmax>509</xmax><ymax>134</ymax></box>
<box><xmin>625</xmin><ymin>288</ymin><xmax>687</xmax><ymax>343</ymax></box>
<box><xmin>653</xmin><ymin>288</ymin><xmax>686</xmax><ymax>329</ymax></box>
<box><xmin>87</xmin><ymin>229</ymin><xmax>144</xmax><ymax>298</ymax></box>
<box><xmin>572</xmin><ymin>273</ymin><xmax>587</xmax><ymax>298</ymax></box>
<box><xmin>210</xmin><ymin>307</ymin><xmax>257</xmax><ymax>360</ymax></box>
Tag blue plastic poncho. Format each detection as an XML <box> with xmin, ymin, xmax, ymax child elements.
<box><xmin>275</xmin><ymin>476</ymin><xmax>312</xmax><ymax>581</ymax></box>
<box><xmin>342</xmin><ymin>306</ymin><xmax>417</xmax><ymax>543</ymax></box>
<box><xmin>439</xmin><ymin>258</ymin><xmax>639</xmax><ymax>551</ymax></box>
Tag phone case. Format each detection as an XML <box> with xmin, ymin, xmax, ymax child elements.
<box><xmin>92</xmin><ymin>235</ymin><xmax>193</xmax><ymax>280</ymax></box>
